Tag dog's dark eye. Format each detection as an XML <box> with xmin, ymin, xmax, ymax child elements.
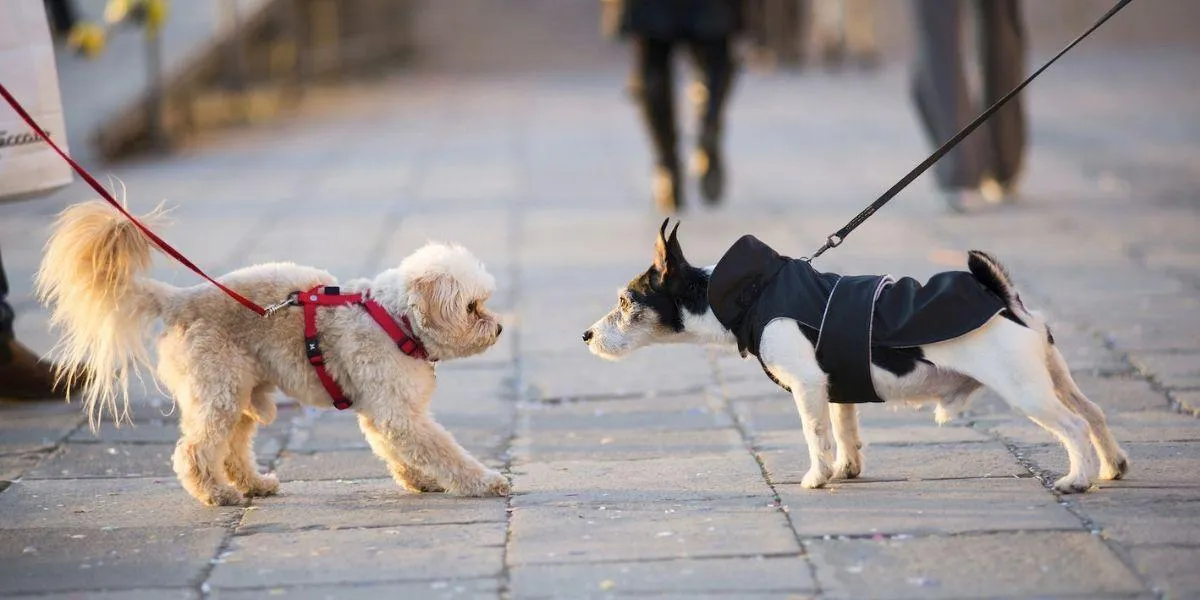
<box><xmin>467</xmin><ymin>301</ymin><xmax>478</xmax><ymax>314</ymax></box>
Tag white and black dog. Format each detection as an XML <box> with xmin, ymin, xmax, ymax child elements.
<box><xmin>583</xmin><ymin>220</ymin><xmax>1128</xmax><ymax>493</ymax></box>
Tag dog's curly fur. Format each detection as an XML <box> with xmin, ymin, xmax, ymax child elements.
<box><xmin>37</xmin><ymin>200</ymin><xmax>509</xmax><ymax>506</ymax></box>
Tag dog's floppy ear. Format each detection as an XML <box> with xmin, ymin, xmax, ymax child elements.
<box><xmin>408</xmin><ymin>272</ymin><xmax>460</xmax><ymax>330</ymax></box>
<box><xmin>653</xmin><ymin>218</ymin><xmax>689</xmax><ymax>279</ymax></box>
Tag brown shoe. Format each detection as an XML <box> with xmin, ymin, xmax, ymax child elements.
<box><xmin>0</xmin><ymin>337</ymin><xmax>67</xmax><ymax>400</ymax></box>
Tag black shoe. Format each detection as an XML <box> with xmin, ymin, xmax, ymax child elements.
<box><xmin>693</xmin><ymin>135</ymin><xmax>725</xmax><ymax>206</ymax></box>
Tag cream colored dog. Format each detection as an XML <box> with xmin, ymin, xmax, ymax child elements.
<box><xmin>37</xmin><ymin>200</ymin><xmax>509</xmax><ymax>506</ymax></box>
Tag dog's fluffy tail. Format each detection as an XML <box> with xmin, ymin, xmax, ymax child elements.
<box><xmin>967</xmin><ymin>250</ymin><xmax>1051</xmax><ymax>342</ymax></box>
<box><xmin>36</xmin><ymin>200</ymin><xmax>174</xmax><ymax>430</ymax></box>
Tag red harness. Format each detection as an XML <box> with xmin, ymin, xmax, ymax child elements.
<box><xmin>291</xmin><ymin>285</ymin><xmax>429</xmax><ymax>410</ymax></box>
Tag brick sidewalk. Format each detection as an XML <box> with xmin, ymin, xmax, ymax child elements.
<box><xmin>2</xmin><ymin>44</ymin><xmax>1199</xmax><ymax>598</ymax></box>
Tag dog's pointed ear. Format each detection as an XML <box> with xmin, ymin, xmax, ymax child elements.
<box><xmin>653</xmin><ymin>218</ymin><xmax>689</xmax><ymax>279</ymax></box>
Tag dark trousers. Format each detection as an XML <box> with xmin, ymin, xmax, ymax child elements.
<box><xmin>0</xmin><ymin>247</ymin><xmax>13</xmax><ymax>337</ymax></box>
<box><xmin>911</xmin><ymin>0</ymin><xmax>1026</xmax><ymax>191</ymax></box>
<box><xmin>43</xmin><ymin>0</ymin><xmax>78</xmax><ymax>35</ymax></box>
<box><xmin>630</xmin><ymin>36</ymin><xmax>736</xmax><ymax>171</ymax></box>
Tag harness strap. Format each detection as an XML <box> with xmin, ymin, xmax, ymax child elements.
<box><xmin>295</xmin><ymin>285</ymin><xmax>428</xmax><ymax>410</ymax></box>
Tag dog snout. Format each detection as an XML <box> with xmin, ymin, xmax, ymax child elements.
<box><xmin>582</xmin><ymin>329</ymin><xmax>594</xmax><ymax>343</ymax></box>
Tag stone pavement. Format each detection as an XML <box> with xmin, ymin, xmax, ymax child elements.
<box><xmin>3</xmin><ymin>30</ymin><xmax>1200</xmax><ymax>600</ymax></box>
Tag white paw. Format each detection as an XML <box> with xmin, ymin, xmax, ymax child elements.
<box><xmin>453</xmin><ymin>470</ymin><xmax>510</xmax><ymax>497</ymax></box>
<box><xmin>1099</xmin><ymin>454</ymin><xmax>1130</xmax><ymax>481</ymax></box>
<box><xmin>245</xmin><ymin>473</ymin><xmax>280</xmax><ymax>497</ymax></box>
<box><xmin>198</xmin><ymin>485</ymin><xmax>245</xmax><ymax>506</ymax></box>
<box><xmin>801</xmin><ymin>468</ymin><xmax>830</xmax><ymax>489</ymax></box>
<box><xmin>833</xmin><ymin>458</ymin><xmax>862</xmax><ymax>480</ymax></box>
<box><xmin>1053</xmin><ymin>474</ymin><xmax>1093</xmax><ymax>494</ymax></box>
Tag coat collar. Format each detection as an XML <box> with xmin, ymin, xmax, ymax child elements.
<box><xmin>708</xmin><ymin>235</ymin><xmax>790</xmax><ymax>352</ymax></box>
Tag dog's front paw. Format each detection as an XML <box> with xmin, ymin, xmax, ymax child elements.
<box><xmin>198</xmin><ymin>485</ymin><xmax>245</xmax><ymax>506</ymax></box>
<box><xmin>833</xmin><ymin>457</ymin><xmax>862</xmax><ymax>480</ymax></box>
<box><xmin>1099</xmin><ymin>453</ymin><xmax>1130</xmax><ymax>481</ymax></box>
<box><xmin>453</xmin><ymin>470</ymin><xmax>510</xmax><ymax>497</ymax></box>
<box><xmin>244</xmin><ymin>473</ymin><xmax>280</xmax><ymax>497</ymax></box>
<box><xmin>1053</xmin><ymin>474</ymin><xmax>1093</xmax><ymax>494</ymax></box>
<box><xmin>396</xmin><ymin>470</ymin><xmax>446</xmax><ymax>493</ymax></box>
<box><xmin>801</xmin><ymin>467</ymin><xmax>831</xmax><ymax>489</ymax></box>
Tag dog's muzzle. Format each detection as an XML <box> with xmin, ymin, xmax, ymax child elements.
<box><xmin>582</xmin><ymin>329</ymin><xmax>594</xmax><ymax>343</ymax></box>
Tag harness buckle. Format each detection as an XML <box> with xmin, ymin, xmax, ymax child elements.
<box><xmin>304</xmin><ymin>335</ymin><xmax>324</xmax><ymax>364</ymax></box>
<box><xmin>263</xmin><ymin>292</ymin><xmax>300</xmax><ymax>317</ymax></box>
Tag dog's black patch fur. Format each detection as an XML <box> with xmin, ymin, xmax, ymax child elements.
<box><xmin>627</xmin><ymin>264</ymin><xmax>709</xmax><ymax>333</ymax></box>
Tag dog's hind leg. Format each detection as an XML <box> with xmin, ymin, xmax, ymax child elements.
<box><xmin>831</xmin><ymin>404</ymin><xmax>863</xmax><ymax>479</ymax></box>
<box><xmin>223</xmin><ymin>385</ymin><xmax>281</xmax><ymax>498</ymax></box>
<box><xmin>928</xmin><ymin>320</ymin><xmax>1096</xmax><ymax>493</ymax></box>
<box><xmin>358</xmin><ymin>414</ymin><xmax>445</xmax><ymax>493</ymax></box>
<box><xmin>1048</xmin><ymin>347</ymin><xmax>1129</xmax><ymax>480</ymax></box>
<box><xmin>172</xmin><ymin>385</ymin><xmax>244</xmax><ymax>506</ymax></box>
<box><xmin>166</xmin><ymin>334</ymin><xmax>250</xmax><ymax>506</ymax></box>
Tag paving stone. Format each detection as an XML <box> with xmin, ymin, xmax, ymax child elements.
<box><xmin>431</xmin><ymin>367</ymin><xmax>518</xmax><ymax>411</ymax></box>
<box><xmin>523</xmin><ymin>346</ymin><xmax>715</xmax><ymax>401</ymax></box>
<box><xmin>508</xmin><ymin>498</ymin><xmax>800</xmax><ymax>565</ymax></box>
<box><xmin>511</xmin><ymin>453</ymin><xmax>773</xmax><ymax>507</ymax></box>
<box><xmin>524</xmin><ymin>394</ymin><xmax>731</xmax><ymax>433</ymax></box>
<box><xmin>991</xmin><ymin>410</ymin><xmax>1200</xmax><ymax>444</ymax></box>
<box><xmin>807</xmin><ymin>531</ymin><xmax>1144</xmax><ymax>599</ymax></box>
<box><xmin>732</xmin><ymin>398</ymin><xmax>991</xmax><ymax>444</ymax></box>
<box><xmin>0</xmin><ymin>452</ymin><xmax>45</xmax><ymax>482</ymax></box>
<box><xmin>1130</xmin><ymin>352</ymin><xmax>1200</xmax><ymax>379</ymax></box>
<box><xmin>0</xmin><ymin>410</ymin><xmax>85</xmax><ymax>455</ymax></box>
<box><xmin>1176</xmin><ymin>391</ymin><xmax>1200</xmax><ymax>416</ymax></box>
<box><xmin>0</xmin><ymin>479</ymin><xmax>240</xmax><ymax>530</ymax></box>
<box><xmin>26</xmin><ymin>443</ymin><xmax>175</xmax><ymax>479</ymax></box>
<box><xmin>0</xmin><ymin>590</ymin><xmax>198</xmax><ymax>600</ymax></box>
<box><xmin>1108</xmin><ymin>324</ymin><xmax>1200</xmax><ymax>354</ymax></box>
<box><xmin>274</xmin><ymin>449</ymin><xmax>390</xmax><ymax>481</ymax></box>
<box><xmin>1017</xmin><ymin>442</ymin><xmax>1200</xmax><ymax>489</ymax></box>
<box><xmin>757</xmin><ymin>441</ymin><xmax>1024</xmax><ymax>485</ymax></box>
<box><xmin>212</xmin><ymin>579</ymin><xmax>499</xmax><ymax>600</ymax></box>
<box><xmin>1069</xmin><ymin>375</ymin><xmax>1172</xmax><ymax>412</ymax></box>
<box><xmin>777</xmin><ymin>477</ymin><xmax>1079</xmax><ymax>538</ymax></box>
<box><xmin>1072</xmin><ymin>487</ymin><xmax>1200</xmax><ymax>546</ymax></box>
<box><xmin>208</xmin><ymin>524</ymin><xmax>505</xmax><ymax>588</ymax></box>
<box><xmin>239</xmin><ymin>479</ymin><xmax>506</xmax><ymax>533</ymax></box>
<box><xmin>287</xmin><ymin>415</ymin><xmax>370</xmax><ymax>452</ymax></box>
<box><xmin>1128</xmin><ymin>546</ymin><xmax>1200</xmax><ymax>599</ymax></box>
<box><xmin>509</xmin><ymin>556</ymin><xmax>814</xmax><ymax>597</ymax></box>
<box><xmin>0</xmin><ymin>527</ymin><xmax>228</xmax><ymax>595</ymax></box>
<box><xmin>513</xmin><ymin>427</ymin><xmax>746</xmax><ymax>463</ymax></box>
<box><xmin>68</xmin><ymin>421</ymin><xmax>180</xmax><ymax>445</ymax></box>
<box><xmin>719</xmin><ymin>372</ymin><xmax>794</xmax><ymax>402</ymax></box>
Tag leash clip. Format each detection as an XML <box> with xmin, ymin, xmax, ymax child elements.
<box><xmin>263</xmin><ymin>292</ymin><xmax>300</xmax><ymax>317</ymax></box>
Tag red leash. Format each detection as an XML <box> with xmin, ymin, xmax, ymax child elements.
<box><xmin>0</xmin><ymin>82</ymin><xmax>267</xmax><ymax>316</ymax></box>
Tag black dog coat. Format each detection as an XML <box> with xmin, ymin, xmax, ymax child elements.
<box><xmin>708</xmin><ymin>235</ymin><xmax>1007</xmax><ymax>403</ymax></box>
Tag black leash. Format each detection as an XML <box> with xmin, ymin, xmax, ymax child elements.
<box><xmin>805</xmin><ymin>0</ymin><xmax>1135</xmax><ymax>261</ymax></box>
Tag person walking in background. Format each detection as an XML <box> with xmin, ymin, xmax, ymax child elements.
<box><xmin>811</xmin><ymin>0</ymin><xmax>879</xmax><ymax>70</ymax></box>
<box><xmin>910</xmin><ymin>0</ymin><xmax>1026</xmax><ymax>213</ymax></box>
<box><xmin>43</xmin><ymin>0</ymin><xmax>79</xmax><ymax>38</ymax></box>
<box><xmin>603</xmin><ymin>0</ymin><xmax>743</xmax><ymax>214</ymax></box>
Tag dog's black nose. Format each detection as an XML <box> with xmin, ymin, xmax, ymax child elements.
<box><xmin>496</xmin><ymin>323</ymin><xmax>504</xmax><ymax>337</ymax></box>
<box><xmin>582</xmin><ymin>329</ymin><xmax>594</xmax><ymax>343</ymax></box>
